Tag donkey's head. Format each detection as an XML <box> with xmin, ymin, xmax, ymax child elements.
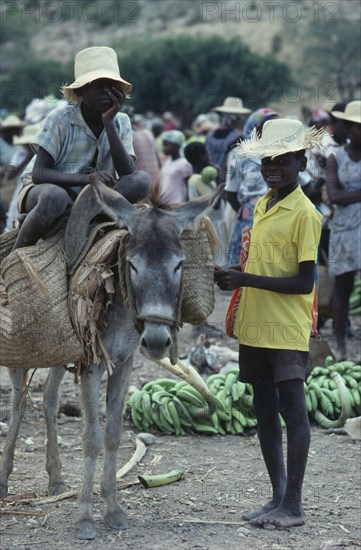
<box><xmin>92</xmin><ymin>180</ymin><xmax>223</xmax><ymax>361</ymax></box>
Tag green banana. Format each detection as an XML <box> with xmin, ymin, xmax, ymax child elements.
<box><xmin>151</xmin><ymin>390</ymin><xmax>173</xmax><ymax>405</ymax></box>
<box><xmin>158</xmin><ymin>408</ymin><xmax>176</xmax><ymax>434</ymax></box>
<box><xmin>176</xmin><ymin>388</ymin><xmax>205</xmax><ymax>408</ymax></box>
<box><xmin>305</xmin><ymin>390</ymin><xmax>312</xmax><ymax>413</ymax></box>
<box><xmin>138</xmin><ymin>470</ymin><xmax>184</xmax><ymax>488</ymax></box>
<box><xmin>231</xmin><ymin>417</ymin><xmax>244</xmax><ymax>434</ymax></box>
<box><xmin>191</xmin><ymin>422</ymin><xmax>219</xmax><ymax>435</ymax></box>
<box><xmin>343</xmin><ymin>374</ymin><xmax>358</xmax><ymax>389</ymax></box>
<box><xmin>232</xmin><ymin>409</ymin><xmax>247</xmax><ymax>428</ymax></box>
<box><xmin>172</xmin><ymin>396</ymin><xmax>194</xmax><ymax>424</ymax></box>
<box><xmin>152</xmin><ymin>378</ymin><xmax>178</xmax><ymax>391</ymax></box>
<box><xmin>308</xmin><ymin>388</ymin><xmax>317</xmax><ymax>411</ymax></box>
<box><xmin>245</xmin><ymin>417</ymin><xmax>257</xmax><ymax>428</ymax></box>
<box><xmin>319</xmin><ymin>390</ymin><xmax>334</xmax><ymax>417</ymax></box>
<box><xmin>240</xmin><ymin>393</ymin><xmax>254</xmax><ymax>409</ymax></box>
<box><xmin>206</xmin><ymin>373</ymin><xmax>225</xmax><ymax>386</ymax></box>
<box><xmin>316</xmin><ymin>370</ymin><xmax>352</xmax><ymax>427</ymax></box>
<box><xmin>224</xmin><ymin>372</ymin><xmax>238</xmax><ymax>396</ymax></box>
<box><xmin>158</xmin><ymin>398</ymin><xmax>175</xmax><ymax>426</ymax></box>
<box><xmin>167</xmin><ymin>400</ymin><xmax>182</xmax><ymax>436</ymax></box>
<box><xmin>351</xmin><ymin>387</ymin><xmax>361</xmax><ymax>406</ymax></box>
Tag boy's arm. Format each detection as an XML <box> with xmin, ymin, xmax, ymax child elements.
<box><xmin>326</xmin><ymin>155</ymin><xmax>361</xmax><ymax>205</ymax></box>
<box><xmin>214</xmin><ymin>261</ymin><xmax>316</xmax><ymax>294</ymax></box>
<box><xmin>102</xmin><ymin>88</ymin><xmax>135</xmax><ymax>177</ymax></box>
<box><xmin>32</xmin><ymin>148</ymin><xmax>116</xmax><ymax>188</ymax></box>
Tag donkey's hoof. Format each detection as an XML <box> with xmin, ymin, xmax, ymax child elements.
<box><xmin>76</xmin><ymin>519</ymin><xmax>96</xmax><ymax>540</ymax></box>
<box><xmin>105</xmin><ymin>507</ymin><xmax>129</xmax><ymax>530</ymax></box>
<box><xmin>0</xmin><ymin>483</ymin><xmax>8</xmax><ymax>499</ymax></box>
<box><xmin>48</xmin><ymin>481</ymin><xmax>67</xmax><ymax>496</ymax></box>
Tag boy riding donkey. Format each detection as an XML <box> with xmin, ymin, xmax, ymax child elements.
<box><xmin>13</xmin><ymin>46</ymin><xmax>150</xmax><ymax>250</ymax></box>
<box><xmin>215</xmin><ymin>119</ymin><xmax>324</xmax><ymax>529</ymax></box>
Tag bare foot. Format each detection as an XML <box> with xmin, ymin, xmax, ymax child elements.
<box><xmin>250</xmin><ymin>505</ymin><xmax>305</xmax><ymax>529</ymax></box>
<box><xmin>242</xmin><ymin>499</ymin><xmax>281</xmax><ymax>521</ymax></box>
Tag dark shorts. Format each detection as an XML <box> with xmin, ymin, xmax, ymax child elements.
<box><xmin>238</xmin><ymin>344</ymin><xmax>308</xmax><ymax>384</ymax></box>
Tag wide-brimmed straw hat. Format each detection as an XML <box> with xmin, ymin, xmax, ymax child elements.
<box><xmin>62</xmin><ymin>46</ymin><xmax>132</xmax><ymax>104</ymax></box>
<box><xmin>0</xmin><ymin>115</ymin><xmax>25</xmax><ymax>129</ymax></box>
<box><xmin>331</xmin><ymin>100</ymin><xmax>361</xmax><ymax>124</ymax></box>
<box><xmin>212</xmin><ymin>97</ymin><xmax>251</xmax><ymax>115</ymax></box>
<box><xmin>13</xmin><ymin>123</ymin><xmax>41</xmax><ymax>145</ymax></box>
<box><xmin>237</xmin><ymin>118</ymin><xmax>325</xmax><ymax>159</ymax></box>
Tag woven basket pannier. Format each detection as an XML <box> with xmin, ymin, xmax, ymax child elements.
<box><xmin>0</xmin><ymin>227</ymin><xmax>83</xmax><ymax>369</ymax></box>
<box><xmin>180</xmin><ymin>217</ymin><xmax>219</xmax><ymax>325</ymax></box>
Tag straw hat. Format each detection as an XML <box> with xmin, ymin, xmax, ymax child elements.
<box><xmin>0</xmin><ymin>115</ymin><xmax>25</xmax><ymax>129</ymax></box>
<box><xmin>237</xmin><ymin>118</ymin><xmax>325</xmax><ymax>159</ymax></box>
<box><xmin>62</xmin><ymin>46</ymin><xmax>132</xmax><ymax>104</ymax></box>
<box><xmin>212</xmin><ymin>97</ymin><xmax>251</xmax><ymax>115</ymax></box>
<box><xmin>13</xmin><ymin>123</ymin><xmax>41</xmax><ymax>145</ymax></box>
<box><xmin>331</xmin><ymin>100</ymin><xmax>361</xmax><ymax>124</ymax></box>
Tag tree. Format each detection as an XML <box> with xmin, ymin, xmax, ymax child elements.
<box><xmin>1</xmin><ymin>60</ymin><xmax>72</xmax><ymax>112</ymax></box>
<box><xmin>116</xmin><ymin>35</ymin><xmax>292</xmax><ymax>125</ymax></box>
<box><xmin>301</xmin><ymin>18</ymin><xmax>361</xmax><ymax>104</ymax></box>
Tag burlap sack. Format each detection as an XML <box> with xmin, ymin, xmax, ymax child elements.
<box><xmin>180</xmin><ymin>217</ymin><xmax>219</xmax><ymax>325</ymax></box>
<box><xmin>0</xmin><ymin>226</ymin><xmax>83</xmax><ymax>369</ymax></box>
<box><xmin>69</xmin><ymin>229</ymin><xmax>127</xmax><ymax>374</ymax></box>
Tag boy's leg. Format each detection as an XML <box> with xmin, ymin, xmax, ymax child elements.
<box><xmin>115</xmin><ymin>171</ymin><xmax>151</xmax><ymax>204</ymax></box>
<box><xmin>242</xmin><ymin>379</ymin><xmax>286</xmax><ymax>520</ymax></box>
<box><xmin>13</xmin><ymin>184</ymin><xmax>73</xmax><ymax>250</ymax></box>
<box><xmin>250</xmin><ymin>378</ymin><xmax>309</xmax><ymax>528</ymax></box>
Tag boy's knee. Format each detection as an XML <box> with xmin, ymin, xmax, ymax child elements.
<box><xmin>116</xmin><ymin>171</ymin><xmax>151</xmax><ymax>203</ymax></box>
<box><xmin>38</xmin><ymin>188</ymin><xmax>72</xmax><ymax>217</ymax></box>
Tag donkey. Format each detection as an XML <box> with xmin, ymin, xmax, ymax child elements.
<box><xmin>0</xmin><ymin>180</ymin><xmax>222</xmax><ymax>540</ymax></box>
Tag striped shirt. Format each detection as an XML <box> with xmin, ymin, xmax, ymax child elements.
<box><xmin>21</xmin><ymin>104</ymin><xmax>135</xmax><ymax>196</ymax></box>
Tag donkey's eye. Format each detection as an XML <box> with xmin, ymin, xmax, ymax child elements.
<box><xmin>128</xmin><ymin>261</ymin><xmax>138</xmax><ymax>274</ymax></box>
<box><xmin>174</xmin><ymin>260</ymin><xmax>184</xmax><ymax>273</ymax></box>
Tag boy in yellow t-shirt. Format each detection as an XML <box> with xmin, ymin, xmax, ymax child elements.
<box><xmin>215</xmin><ymin>119</ymin><xmax>324</xmax><ymax>530</ymax></box>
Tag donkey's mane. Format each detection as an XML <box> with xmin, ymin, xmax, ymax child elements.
<box><xmin>142</xmin><ymin>181</ymin><xmax>174</xmax><ymax>211</ymax></box>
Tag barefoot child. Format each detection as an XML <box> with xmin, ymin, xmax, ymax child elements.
<box><xmin>13</xmin><ymin>46</ymin><xmax>150</xmax><ymax>250</ymax></box>
<box><xmin>214</xmin><ymin>118</ymin><xmax>324</xmax><ymax>529</ymax></box>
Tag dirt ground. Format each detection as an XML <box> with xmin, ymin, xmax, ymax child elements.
<box><xmin>0</xmin><ymin>288</ymin><xmax>360</xmax><ymax>550</ymax></box>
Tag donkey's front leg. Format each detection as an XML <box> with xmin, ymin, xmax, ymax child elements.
<box><xmin>43</xmin><ymin>366</ymin><xmax>66</xmax><ymax>496</ymax></box>
<box><xmin>102</xmin><ymin>357</ymin><xmax>133</xmax><ymax>530</ymax></box>
<box><xmin>77</xmin><ymin>365</ymin><xmax>104</xmax><ymax>540</ymax></box>
<box><xmin>0</xmin><ymin>368</ymin><xmax>27</xmax><ymax>497</ymax></box>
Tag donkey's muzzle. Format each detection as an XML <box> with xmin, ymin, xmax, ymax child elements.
<box><xmin>140</xmin><ymin>323</ymin><xmax>172</xmax><ymax>360</ymax></box>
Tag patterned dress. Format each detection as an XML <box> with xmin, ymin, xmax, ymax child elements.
<box><xmin>328</xmin><ymin>146</ymin><xmax>361</xmax><ymax>276</ymax></box>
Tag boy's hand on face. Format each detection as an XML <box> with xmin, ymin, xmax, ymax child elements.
<box><xmin>102</xmin><ymin>87</ymin><xmax>126</xmax><ymax>124</ymax></box>
<box><xmin>214</xmin><ymin>266</ymin><xmax>245</xmax><ymax>291</ymax></box>
<box><xmin>86</xmin><ymin>171</ymin><xmax>117</xmax><ymax>188</ymax></box>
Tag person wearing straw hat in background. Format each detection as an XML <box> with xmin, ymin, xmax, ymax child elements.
<box><xmin>215</xmin><ymin>118</ymin><xmax>324</xmax><ymax>529</ymax></box>
<box><xmin>206</xmin><ymin>97</ymin><xmax>252</xmax><ymax>256</ymax></box>
<box><xmin>0</xmin><ymin>115</ymin><xmax>26</xmax><ymax>233</ymax></box>
<box><xmin>325</xmin><ymin>100</ymin><xmax>361</xmax><ymax>361</ymax></box>
<box><xmin>12</xmin><ymin>46</ymin><xmax>151</xmax><ymax>251</ymax></box>
<box><xmin>5</xmin><ymin>123</ymin><xmax>40</xmax><ymax>232</ymax></box>
<box><xmin>0</xmin><ymin>115</ymin><xmax>25</xmax><ymax>167</ymax></box>
<box><xmin>206</xmin><ymin>97</ymin><xmax>251</xmax><ymax>181</ymax></box>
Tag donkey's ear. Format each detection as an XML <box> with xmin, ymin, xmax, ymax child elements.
<box><xmin>91</xmin><ymin>178</ymin><xmax>138</xmax><ymax>231</ymax></box>
<box><xmin>171</xmin><ymin>184</ymin><xmax>225</xmax><ymax>234</ymax></box>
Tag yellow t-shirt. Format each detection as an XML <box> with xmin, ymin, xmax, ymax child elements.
<box><xmin>234</xmin><ymin>186</ymin><xmax>322</xmax><ymax>351</ymax></box>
